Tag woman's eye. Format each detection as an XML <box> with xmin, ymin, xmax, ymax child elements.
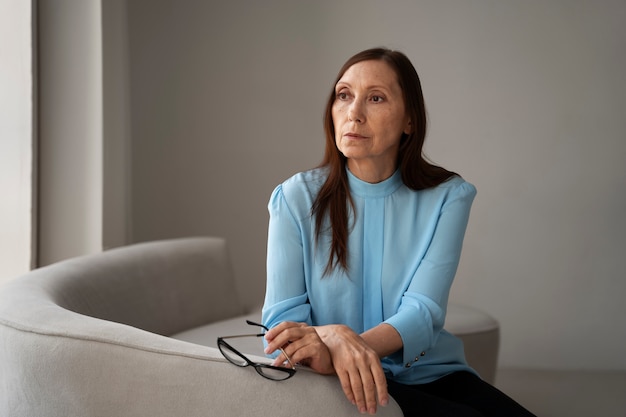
<box><xmin>371</xmin><ymin>95</ymin><xmax>384</xmax><ymax>103</ymax></box>
<box><xmin>337</xmin><ymin>92</ymin><xmax>349</xmax><ymax>100</ymax></box>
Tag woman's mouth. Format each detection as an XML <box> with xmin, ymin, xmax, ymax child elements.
<box><xmin>344</xmin><ymin>132</ymin><xmax>367</xmax><ymax>139</ymax></box>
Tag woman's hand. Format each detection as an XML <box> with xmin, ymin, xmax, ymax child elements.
<box><xmin>315</xmin><ymin>324</ymin><xmax>389</xmax><ymax>415</ymax></box>
<box><xmin>263</xmin><ymin>321</ymin><xmax>335</xmax><ymax>375</ymax></box>
<box><xmin>265</xmin><ymin>322</ymin><xmax>394</xmax><ymax>415</ymax></box>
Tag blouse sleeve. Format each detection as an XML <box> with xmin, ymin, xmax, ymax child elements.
<box><xmin>383</xmin><ymin>180</ymin><xmax>476</xmax><ymax>367</ymax></box>
<box><xmin>261</xmin><ymin>184</ymin><xmax>312</xmax><ymax>330</ymax></box>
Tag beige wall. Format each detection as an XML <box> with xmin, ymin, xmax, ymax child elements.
<box><xmin>124</xmin><ymin>0</ymin><xmax>626</xmax><ymax>370</ymax></box>
<box><xmin>0</xmin><ymin>0</ymin><xmax>33</xmax><ymax>284</ymax></box>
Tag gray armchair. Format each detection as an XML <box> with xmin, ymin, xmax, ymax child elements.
<box><xmin>0</xmin><ymin>237</ymin><xmax>497</xmax><ymax>416</ymax></box>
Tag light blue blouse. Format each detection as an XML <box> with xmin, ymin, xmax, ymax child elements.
<box><xmin>262</xmin><ymin>167</ymin><xmax>478</xmax><ymax>384</ymax></box>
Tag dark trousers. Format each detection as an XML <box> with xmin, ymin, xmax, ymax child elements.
<box><xmin>387</xmin><ymin>371</ymin><xmax>536</xmax><ymax>417</ymax></box>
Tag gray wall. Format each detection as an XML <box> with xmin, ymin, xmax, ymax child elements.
<box><xmin>38</xmin><ymin>0</ymin><xmax>103</xmax><ymax>266</ymax></box>
<box><xmin>123</xmin><ymin>0</ymin><xmax>626</xmax><ymax>370</ymax></box>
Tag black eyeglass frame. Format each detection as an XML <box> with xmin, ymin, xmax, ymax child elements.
<box><xmin>217</xmin><ymin>320</ymin><xmax>296</xmax><ymax>381</ymax></box>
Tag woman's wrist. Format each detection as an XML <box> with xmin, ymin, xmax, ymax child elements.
<box><xmin>314</xmin><ymin>324</ymin><xmax>360</xmax><ymax>352</ymax></box>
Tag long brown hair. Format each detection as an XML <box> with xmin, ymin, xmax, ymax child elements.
<box><xmin>312</xmin><ymin>48</ymin><xmax>456</xmax><ymax>275</ymax></box>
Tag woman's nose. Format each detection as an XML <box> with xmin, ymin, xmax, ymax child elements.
<box><xmin>348</xmin><ymin>100</ymin><xmax>365</xmax><ymax>123</ymax></box>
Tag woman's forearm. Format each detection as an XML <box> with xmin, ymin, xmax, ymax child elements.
<box><xmin>315</xmin><ymin>322</ymin><xmax>403</xmax><ymax>359</ymax></box>
<box><xmin>360</xmin><ymin>323</ymin><xmax>403</xmax><ymax>359</ymax></box>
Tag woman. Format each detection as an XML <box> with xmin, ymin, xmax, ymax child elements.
<box><xmin>262</xmin><ymin>48</ymin><xmax>534</xmax><ymax>417</ymax></box>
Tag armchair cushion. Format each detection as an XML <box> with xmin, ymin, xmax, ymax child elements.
<box><xmin>0</xmin><ymin>237</ymin><xmax>403</xmax><ymax>417</ymax></box>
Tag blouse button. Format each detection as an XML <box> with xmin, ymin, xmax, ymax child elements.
<box><xmin>421</xmin><ymin>351</ymin><xmax>426</xmax><ymax>356</ymax></box>
<box><xmin>405</xmin><ymin>362</ymin><xmax>412</xmax><ymax>368</ymax></box>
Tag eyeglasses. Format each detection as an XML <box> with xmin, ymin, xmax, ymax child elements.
<box><xmin>217</xmin><ymin>320</ymin><xmax>296</xmax><ymax>381</ymax></box>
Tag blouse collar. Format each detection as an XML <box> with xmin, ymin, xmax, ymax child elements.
<box><xmin>346</xmin><ymin>167</ymin><xmax>403</xmax><ymax>198</ymax></box>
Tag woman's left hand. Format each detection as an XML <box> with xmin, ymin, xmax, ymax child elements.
<box><xmin>314</xmin><ymin>324</ymin><xmax>389</xmax><ymax>415</ymax></box>
<box><xmin>264</xmin><ymin>322</ymin><xmax>390</xmax><ymax>415</ymax></box>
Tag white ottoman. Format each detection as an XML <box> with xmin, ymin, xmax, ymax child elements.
<box><xmin>445</xmin><ymin>304</ymin><xmax>500</xmax><ymax>384</ymax></box>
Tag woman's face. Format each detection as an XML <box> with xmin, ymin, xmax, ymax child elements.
<box><xmin>332</xmin><ymin>59</ymin><xmax>411</xmax><ymax>181</ymax></box>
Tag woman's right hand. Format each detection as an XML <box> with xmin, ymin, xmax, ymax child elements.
<box><xmin>263</xmin><ymin>321</ymin><xmax>335</xmax><ymax>375</ymax></box>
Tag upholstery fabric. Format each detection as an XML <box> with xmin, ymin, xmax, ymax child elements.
<box><xmin>0</xmin><ymin>237</ymin><xmax>497</xmax><ymax>416</ymax></box>
<box><xmin>444</xmin><ymin>304</ymin><xmax>500</xmax><ymax>384</ymax></box>
<box><xmin>0</xmin><ymin>237</ymin><xmax>404</xmax><ymax>417</ymax></box>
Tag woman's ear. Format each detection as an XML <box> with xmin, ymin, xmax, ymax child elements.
<box><xmin>403</xmin><ymin>119</ymin><xmax>412</xmax><ymax>135</ymax></box>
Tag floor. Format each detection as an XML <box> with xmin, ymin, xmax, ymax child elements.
<box><xmin>495</xmin><ymin>368</ymin><xmax>626</xmax><ymax>417</ymax></box>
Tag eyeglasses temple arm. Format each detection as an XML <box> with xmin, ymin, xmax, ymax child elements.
<box><xmin>219</xmin><ymin>333</ymin><xmax>264</xmax><ymax>340</ymax></box>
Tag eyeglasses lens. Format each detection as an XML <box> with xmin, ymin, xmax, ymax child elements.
<box><xmin>218</xmin><ymin>344</ymin><xmax>248</xmax><ymax>367</ymax></box>
<box><xmin>257</xmin><ymin>365</ymin><xmax>292</xmax><ymax>381</ymax></box>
